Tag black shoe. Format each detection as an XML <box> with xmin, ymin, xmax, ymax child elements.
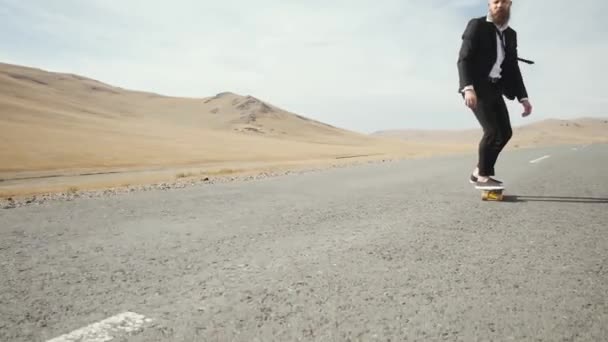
<box><xmin>470</xmin><ymin>174</ymin><xmax>503</xmax><ymax>184</ymax></box>
<box><xmin>475</xmin><ymin>178</ymin><xmax>504</xmax><ymax>190</ymax></box>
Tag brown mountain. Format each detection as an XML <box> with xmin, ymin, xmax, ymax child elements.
<box><xmin>0</xmin><ymin>62</ymin><xmax>400</xmax><ymax>175</ymax></box>
<box><xmin>372</xmin><ymin>117</ymin><xmax>608</xmax><ymax>148</ymax></box>
<box><xmin>1</xmin><ymin>62</ymin><xmax>439</xmax><ymax>195</ymax></box>
<box><xmin>2</xmin><ymin>62</ymin><xmax>605</xmax><ymax>196</ymax></box>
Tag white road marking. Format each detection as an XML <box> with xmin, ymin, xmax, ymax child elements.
<box><xmin>530</xmin><ymin>155</ymin><xmax>551</xmax><ymax>164</ymax></box>
<box><xmin>46</xmin><ymin>312</ymin><xmax>152</xmax><ymax>342</ymax></box>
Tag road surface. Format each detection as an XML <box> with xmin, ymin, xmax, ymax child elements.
<box><xmin>1</xmin><ymin>143</ymin><xmax>607</xmax><ymax>341</ymax></box>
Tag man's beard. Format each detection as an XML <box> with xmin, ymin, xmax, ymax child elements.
<box><xmin>492</xmin><ymin>9</ymin><xmax>511</xmax><ymax>25</ymax></box>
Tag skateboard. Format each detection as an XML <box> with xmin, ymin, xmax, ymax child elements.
<box><xmin>481</xmin><ymin>188</ymin><xmax>504</xmax><ymax>201</ymax></box>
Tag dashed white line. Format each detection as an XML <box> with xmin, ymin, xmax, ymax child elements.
<box><xmin>46</xmin><ymin>312</ymin><xmax>152</xmax><ymax>342</ymax></box>
<box><xmin>530</xmin><ymin>155</ymin><xmax>551</xmax><ymax>164</ymax></box>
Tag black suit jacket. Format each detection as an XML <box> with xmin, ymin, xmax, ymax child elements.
<box><xmin>457</xmin><ymin>16</ymin><xmax>528</xmax><ymax>101</ymax></box>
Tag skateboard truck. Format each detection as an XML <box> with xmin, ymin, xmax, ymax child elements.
<box><xmin>481</xmin><ymin>189</ymin><xmax>504</xmax><ymax>201</ymax></box>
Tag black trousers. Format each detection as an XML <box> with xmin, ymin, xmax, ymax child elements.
<box><xmin>471</xmin><ymin>80</ymin><xmax>513</xmax><ymax>177</ymax></box>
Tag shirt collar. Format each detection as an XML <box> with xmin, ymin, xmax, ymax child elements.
<box><xmin>486</xmin><ymin>13</ymin><xmax>509</xmax><ymax>32</ymax></box>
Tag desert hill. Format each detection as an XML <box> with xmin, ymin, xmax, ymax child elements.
<box><xmin>0</xmin><ymin>62</ymin><xmax>404</xmax><ymax>176</ymax></box>
<box><xmin>0</xmin><ymin>62</ymin><xmax>364</xmax><ymax>143</ymax></box>
<box><xmin>2</xmin><ymin>61</ymin><xmax>606</xmax><ymax>196</ymax></box>
<box><xmin>372</xmin><ymin>117</ymin><xmax>608</xmax><ymax>148</ymax></box>
<box><xmin>1</xmin><ymin>62</ymin><xmax>448</xmax><ymax>195</ymax></box>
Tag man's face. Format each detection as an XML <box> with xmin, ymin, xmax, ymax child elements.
<box><xmin>488</xmin><ymin>0</ymin><xmax>512</xmax><ymax>24</ymax></box>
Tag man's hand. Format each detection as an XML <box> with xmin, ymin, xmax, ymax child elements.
<box><xmin>464</xmin><ymin>89</ymin><xmax>477</xmax><ymax>110</ymax></box>
<box><xmin>521</xmin><ymin>99</ymin><xmax>532</xmax><ymax>117</ymax></box>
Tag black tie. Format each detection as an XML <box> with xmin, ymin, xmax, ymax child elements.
<box><xmin>493</xmin><ymin>26</ymin><xmax>535</xmax><ymax>64</ymax></box>
<box><xmin>495</xmin><ymin>27</ymin><xmax>506</xmax><ymax>51</ymax></box>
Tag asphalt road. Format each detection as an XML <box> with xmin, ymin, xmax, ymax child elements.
<box><xmin>1</xmin><ymin>143</ymin><xmax>607</xmax><ymax>341</ymax></box>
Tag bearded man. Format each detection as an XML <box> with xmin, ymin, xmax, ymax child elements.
<box><xmin>457</xmin><ymin>0</ymin><xmax>533</xmax><ymax>190</ymax></box>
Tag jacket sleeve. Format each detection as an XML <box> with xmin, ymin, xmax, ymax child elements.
<box><xmin>511</xmin><ymin>31</ymin><xmax>529</xmax><ymax>101</ymax></box>
<box><xmin>457</xmin><ymin>18</ymin><xmax>480</xmax><ymax>93</ymax></box>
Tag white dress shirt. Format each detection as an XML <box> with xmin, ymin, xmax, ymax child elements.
<box><xmin>489</xmin><ymin>15</ymin><xmax>508</xmax><ymax>79</ymax></box>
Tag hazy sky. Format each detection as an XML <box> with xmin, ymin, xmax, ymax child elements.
<box><xmin>1</xmin><ymin>0</ymin><xmax>606</xmax><ymax>133</ymax></box>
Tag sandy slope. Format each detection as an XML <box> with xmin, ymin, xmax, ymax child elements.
<box><xmin>373</xmin><ymin>117</ymin><xmax>608</xmax><ymax>148</ymax></box>
<box><xmin>2</xmin><ymin>62</ymin><xmax>606</xmax><ymax>196</ymax></box>
<box><xmin>0</xmin><ymin>63</ymin><xmax>466</xmax><ymax>196</ymax></box>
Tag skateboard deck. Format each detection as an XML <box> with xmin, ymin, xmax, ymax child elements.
<box><xmin>481</xmin><ymin>188</ymin><xmax>504</xmax><ymax>201</ymax></box>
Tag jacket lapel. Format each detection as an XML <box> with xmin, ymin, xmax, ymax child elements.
<box><xmin>485</xmin><ymin>20</ymin><xmax>497</xmax><ymax>63</ymax></box>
